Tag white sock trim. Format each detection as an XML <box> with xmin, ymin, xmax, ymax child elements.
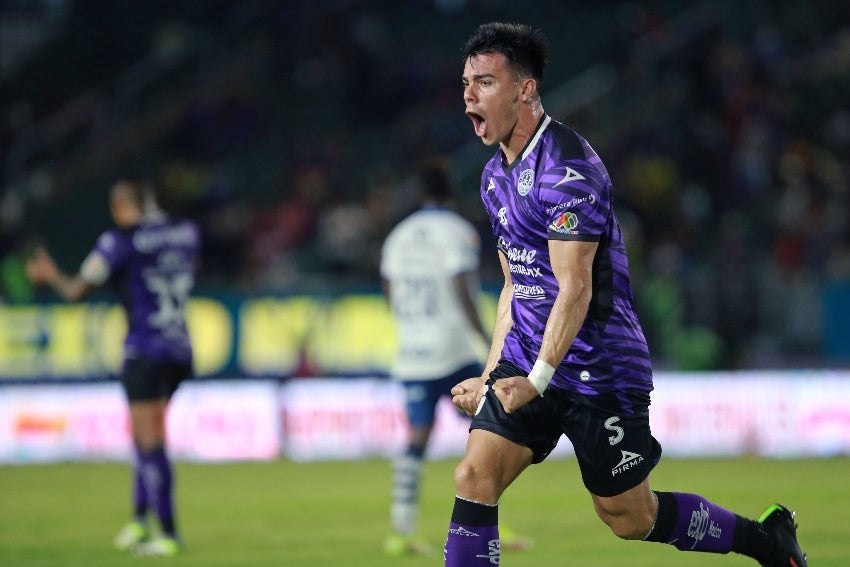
<box><xmin>455</xmin><ymin>495</ymin><xmax>499</xmax><ymax>507</ymax></box>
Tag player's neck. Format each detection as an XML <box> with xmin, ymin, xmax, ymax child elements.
<box><xmin>501</xmin><ymin>107</ymin><xmax>546</xmax><ymax>165</ymax></box>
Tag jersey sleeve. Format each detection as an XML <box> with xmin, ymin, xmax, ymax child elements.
<box><xmin>79</xmin><ymin>229</ymin><xmax>130</xmax><ymax>285</ymax></box>
<box><xmin>538</xmin><ymin>160</ymin><xmax>609</xmax><ymax>242</ymax></box>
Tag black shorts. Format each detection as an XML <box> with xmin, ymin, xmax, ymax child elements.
<box><xmin>120</xmin><ymin>357</ymin><xmax>192</xmax><ymax>403</ymax></box>
<box><xmin>471</xmin><ymin>361</ymin><xmax>662</xmax><ymax>497</ymax></box>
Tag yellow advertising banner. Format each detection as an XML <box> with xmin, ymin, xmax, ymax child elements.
<box><xmin>0</xmin><ymin>293</ymin><xmax>497</xmax><ymax>379</ymax></box>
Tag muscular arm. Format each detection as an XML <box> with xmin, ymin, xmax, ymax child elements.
<box><xmin>492</xmin><ymin>239</ymin><xmax>597</xmax><ymax>413</ymax></box>
<box><xmin>537</xmin><ymin>239</ymin><xmax>597</xmax><ymax>366</ymax></box>
<box><xmin>452</xmin><ymin>250</ymin><xmax>513</xmax><ymax>415</ymax></box>
<box><xmin>481</xmin><ymin>250</ymin><xmax>513</xmax><ymax>375</ymax></box>
<box><xmin>46</xmin><ymin>272</ymin><xmax>95</xmax><ymax>302</ymax></box>
<box><xmin>26</xmin><ymin>246</ymin><xmax>97</xmax><ymax>302</ymax></box>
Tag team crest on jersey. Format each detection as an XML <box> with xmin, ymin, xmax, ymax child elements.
<box><xmin>517</xmin><ymin>169</ymin><xmax>534</xmax><ymax>196</ymax></box>
<box><xmin>549</xmin><ymin>211</ymin><xmax>579</xmax><ymax>234</ymax></box>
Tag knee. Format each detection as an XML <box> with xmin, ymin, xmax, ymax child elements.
<box><xmin>132</xmin><ymin>427</ymin><xmax>166</xmax><ymax>452</ymax></box>
<box><xmin>453</xmin><ymin>460</ymin><xmax>499</xmax><ymax>503</ymax></box>
<box><xmin>453</xmin><ymin>460</ymin><xmax>481</xmax><ymax>492</ymax></box>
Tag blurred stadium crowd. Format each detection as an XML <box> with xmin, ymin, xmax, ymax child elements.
<box><xmin>1</xmin><ymin>0</ymin><xmax>849</xmax><ymax>370</ymax></box>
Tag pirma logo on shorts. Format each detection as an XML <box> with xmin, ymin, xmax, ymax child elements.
<box><xmin>611</xmin><ymin>450</ymin><xmax>644</xmax><ymax>476</ymax></box>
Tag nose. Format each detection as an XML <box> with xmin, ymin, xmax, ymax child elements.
<box><xmin>463</xmin><ymin>83</ymin><xmax>476</xmax><ymax>104</ymax></box>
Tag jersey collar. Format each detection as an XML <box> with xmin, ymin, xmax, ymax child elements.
<box><xmin>501</xmin><ymin>114</ymin><xmax>552</xmax><ymax>171</ymax></box>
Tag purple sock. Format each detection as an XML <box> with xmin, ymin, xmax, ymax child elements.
<box><xmin>133</xmin><ymin>446</ymin><xmax>149</xmax><ymax>521</ymax></box>
<box><xmin>444</xmin><ymin>497</ymin><xmax>500</xmax><ymax>566</ymax></box>
<box><xmin>661</xmin><ymin>492</ymin><xmax>736</xmax><ymax>553</ymax></box>
<box><xmin>140</xmin><ymin>446</ymin><xmax>176</xmax><ymax>537</ymax></box>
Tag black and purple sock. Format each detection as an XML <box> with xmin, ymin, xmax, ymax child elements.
<box><xmin>444</xmin><ymin>496</ymin><xmax>499</xmax><ymax>566</ymax></box>
<box><xmin>646</xmin><ymin>491</ymin><xmax>772</xmax><ymax>560</ymax></box>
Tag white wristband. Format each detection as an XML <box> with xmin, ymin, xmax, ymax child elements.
<box><xmin>526</xmin><ymin>359</ymin><xmax>555</xmax><ymax>396</ymax></box>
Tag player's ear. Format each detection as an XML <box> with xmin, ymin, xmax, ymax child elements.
<box><xmin>520</xmin><ymin>77</ymin><xmax>537</xmax><ymax>102</ymax></box>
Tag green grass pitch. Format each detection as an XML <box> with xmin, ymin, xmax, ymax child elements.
<box><xmin>1</xmin><ymin>457</ymin><xmax>846</xmax><ymax>566</ymax></box>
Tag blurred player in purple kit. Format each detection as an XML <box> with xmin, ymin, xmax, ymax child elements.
<box><xmin>26</xmin><ymin>178</ymin><xmax>199</xmax><ymax>557</ymax></box>
<box><xmin>443</xmin><ymin>22</ymin><xmax>807</xmax><ymax>567</ymax></box>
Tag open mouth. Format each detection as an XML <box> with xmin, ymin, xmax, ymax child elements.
<box><xmin>466</xmin><ymin>111</ymin><xmax>486</xmax><ymax>137</ymax></box>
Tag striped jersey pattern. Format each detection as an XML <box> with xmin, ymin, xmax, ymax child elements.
<box><xmin>479</xmin><ymin>115</ymin><xmax>653</xmax><ymax>396</ymax></box>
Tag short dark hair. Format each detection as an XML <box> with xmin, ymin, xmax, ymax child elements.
<box><xmin>419</xmin><ymin>158</ymin><xmax>453</xmax><ymax>203</ymax></box>
<box><xmin>461</xmin><ymin>22</ymin><xmax>548</xmax><ymax>83</ymax></box>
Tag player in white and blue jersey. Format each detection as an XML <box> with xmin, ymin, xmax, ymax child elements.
<box><xmin>443</xmin><ymin>22</ymin><xmax>806</xmax><ymax>567</ymax></box>
<box><xmin>381</xmin><ymin>159</ymin><xmax>531</xmax><ymax>555</ymax></box>
<box><xmin>27</xmin><ymin>178</ymin><xmax>199</xmax><ymax>557</ymax></box>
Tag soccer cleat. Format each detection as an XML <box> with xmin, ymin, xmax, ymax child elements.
<box><xmin>500</xmin><ymin>524</ymin><xmax>533</xmax><ymax>551</ymax></box>
<box><xmin>113</xmin><ymin>521</ymin><xmax>149</xmax><ymax>550</ymax></box>
<box><xmin>383</xmin><ymin>533</ymin><xmax>434</xmax><ymax>556</ymax></box>
<box><xmin>758</xmin><ymin>504</ymin><xmax>807</xmax><ymax>567</ymax></box>
<box><xmin>133</xmin><ymin>536</ymin><xmax>183</xmax><ymax>557</ymax></box>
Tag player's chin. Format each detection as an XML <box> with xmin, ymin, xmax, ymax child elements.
<box><xmin>477</xmin><ymin>127</ymin><xmax>499</xmax><ymax>146</ymax></box>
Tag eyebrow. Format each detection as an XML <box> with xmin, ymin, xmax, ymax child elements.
<box><xmin>462</xmin><ymin>72</ymin><xmax>497</xmax><ymax>82</ymax></box>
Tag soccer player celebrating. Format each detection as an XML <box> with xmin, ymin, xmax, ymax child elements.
<box><xmin>444</xmin><ymin>22</ymin><xmax>807</xmax><ymax>567</ymax></box>
<box><xmin>380</xmin><ymin>159</ymin><xmax>531</xmax><ymax>555</ymax></box>
<box><xmin>26</xmin><ymin>178</ymin><xmax>199</xmax><ymax>557</ymax></box>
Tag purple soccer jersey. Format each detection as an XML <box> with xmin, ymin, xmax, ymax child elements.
<box><xmin>86</xmin><ymin>215</ymin><xmax>199</xmax><ymax>365</ymax></box>
<box><xmin>480</xmin><ymin>115</ymin><xmax>652</xmax><ymax>396</ymax></box>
